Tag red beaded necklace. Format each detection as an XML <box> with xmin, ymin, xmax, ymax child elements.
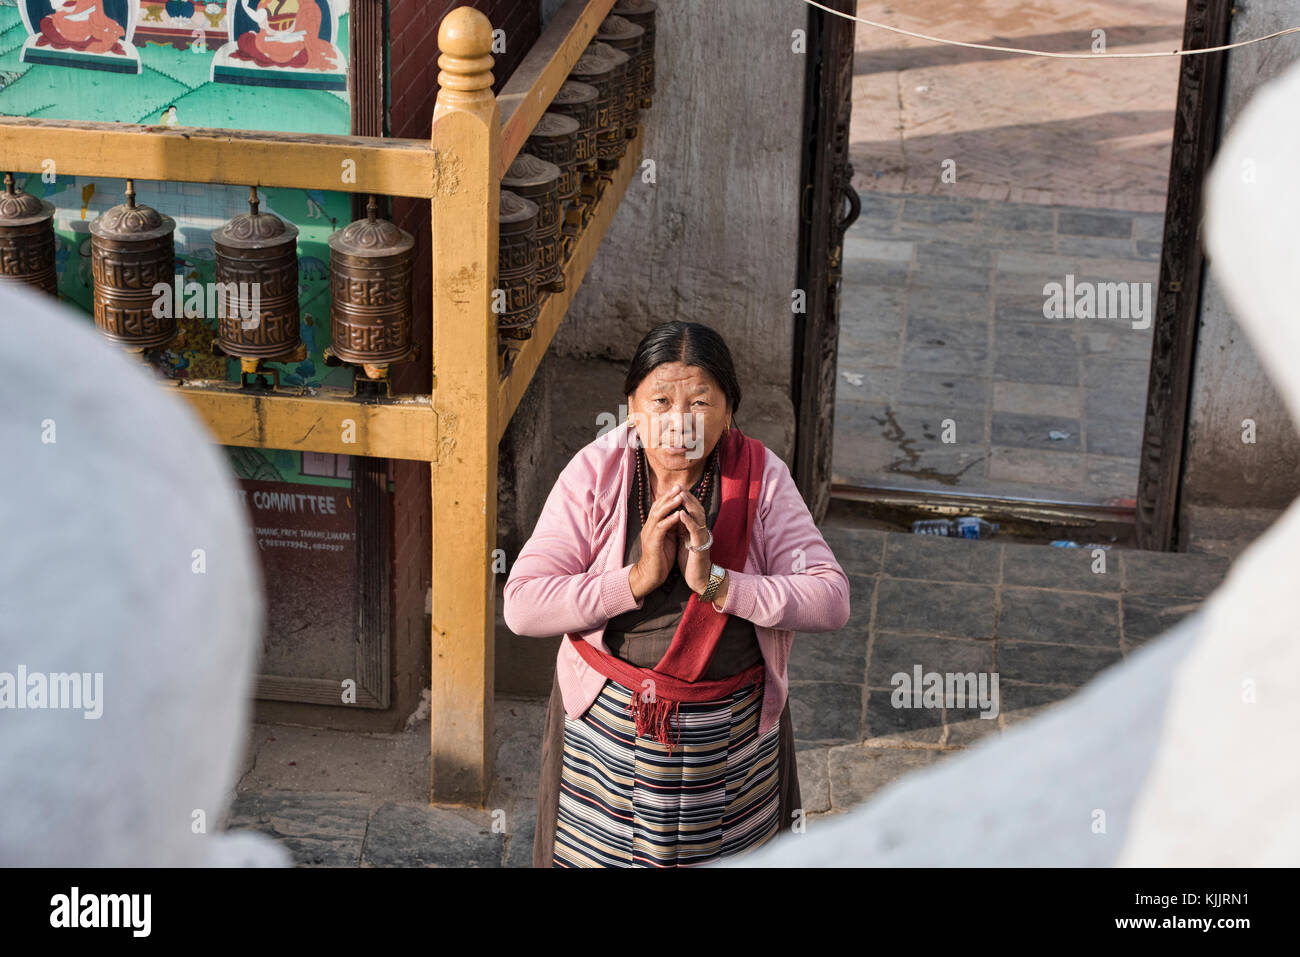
<box><xmin>635</xmin><ymin>442</ymin><xmax>718</xmax><ymax>530</ymax></box>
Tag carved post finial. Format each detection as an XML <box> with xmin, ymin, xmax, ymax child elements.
<box><xmin>437</xmin><ymin>7</ymin><xmax>495</xmax><ymax>95</ymax></box>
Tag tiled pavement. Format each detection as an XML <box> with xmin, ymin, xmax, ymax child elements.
<box><xmin>834</xmin><ymin>190</ymin><xmax>1161</xmax><ymax>505</ymax></box>
<box><xmin>223</xmin><ymin>525</ymin><xmax>1229</xmax><ymax>866</ymax></box>
<box><xmin>787</xmin><ymin>525</ymin><xmax>1226</xmax><ymax>752</ymax></box>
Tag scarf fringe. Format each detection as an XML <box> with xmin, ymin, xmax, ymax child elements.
<box><xmin>627</xmin><ymin>692</ymin><xmax>682</xmax><ymax>755</ymax></box>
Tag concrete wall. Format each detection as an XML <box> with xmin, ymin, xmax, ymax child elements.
<box><xmin>1181</xmin><ymin>0</ymin><xmax>1300</xmax><ymax>525</ymax></box>
<box><xmin>551</xmin><ymin>0</ymin><xmax>806</xmax><ymax>401</ymax></box>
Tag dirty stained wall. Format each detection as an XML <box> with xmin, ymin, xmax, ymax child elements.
<box><xmin>1181</xmin><ymin>0</ymin><xmax>1300</xmax><ymax>527</ymax></box>
<box><xmin>551</xmin><ymin>0</ymin><xmax>806</xmax><ymax>413</ymax></box>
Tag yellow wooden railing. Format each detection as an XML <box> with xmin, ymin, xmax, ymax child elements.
<box><xmin>0</xmin><ymin>0</ymin><xmax>639</xmax><ymax>805</ymax></box>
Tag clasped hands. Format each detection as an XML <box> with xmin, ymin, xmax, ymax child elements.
<box><xmin>627</xmin><ymin>481</ymin><xmax>724</xmax><ymax>604</ymax></box>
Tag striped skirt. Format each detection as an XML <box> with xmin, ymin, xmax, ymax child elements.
<box><xmin>553</xmin><ymin>677</ymin><xmax>781</xmax><ymax>867</ymax></box>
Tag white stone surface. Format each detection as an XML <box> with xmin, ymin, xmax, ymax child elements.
<box><xmin>0</xmin><ymin>283</ymin><xmax>288</xmax><ymax>867</ymax></box>
<box><xmin>1118</xmin><ymin>51</ymin><xmax>1300</xmax><ymax>866</ymax></box>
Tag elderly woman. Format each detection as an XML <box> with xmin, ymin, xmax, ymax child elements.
<box><xmin>503</xmin><ymin>321</ymin><xmax>850</xmax><ymax>868</ymax></box>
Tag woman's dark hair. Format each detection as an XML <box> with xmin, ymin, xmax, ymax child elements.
<box><xmin>623</xmin><ymin>321</ymin><xmax>742</xmax><ymax>423</ymax></box>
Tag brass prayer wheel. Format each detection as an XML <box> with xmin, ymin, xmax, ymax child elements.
<box><xmin>497</xmin><ymin>189</ymin><xmax>539</xmax><ymax>341</ymax></box>
<box><xmin>613</xmin><ymin>0</ymin><xmax>657</xmax><ymax>108</ymax></box>
<box><xmin>549</xmin><ymin>81</ymin><xmax>599</xmax><ymax>173</ymax></box>
<box><xmin>211</xmin><ymin>186</ymin><xmax>302</xmax><ymax>362</ymax></box>
<box><xmin>596</xmin><ymin>15</ymin><xmax>645</xmax><ymax>136</ymax></box>
<box><xmin>526</xmin><ymin>113</ymin><xmax>583</xmax><ymax>263</ymax></box>
<box><xmin>589</xmin><ymin>42</ymin><xmax>632</xmax><ymax>165</ymax></box>
<box><xmin>327</xmin><ymin>196</ymin><xmax>416</xmax><ymax>377</ymax></box>
<box><xmin>525</xmin><ymin>113</ymin><xmax>581</xmax><ymax>207</ymax></box>
<box><xmin>502</xmin><ymin>153</ymin><xmax>564</xmax><ymax>294</ymax></box>
<box><xmin>88</xmin><ymin>179</ymin><xmax>177</xmax><ymax>350</ymax></box>
<box><xmin>569</xmin><ymin>44</ymin><xmax>626</xmax><ymax>166</ymax></box>
<box><xmin>0</xmin><ymin>172</ymin><xmax>58</xmax><ymax>298</ymax></box>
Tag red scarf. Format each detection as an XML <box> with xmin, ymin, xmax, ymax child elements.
<box><xmin>568</xmin><ymin>426</ymin><xmax>767</xmax><ymax>754</ymax></box>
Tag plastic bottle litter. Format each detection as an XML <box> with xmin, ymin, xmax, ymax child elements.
<box><xmin>911</xmin><ymin>517</ymin><xmax>999</xmax><ymax>539</ymax></box>
<box><xmin>1051</xmin><ymin>540</ymin><xmax>1113</xmax><ymax>549</ymax></box>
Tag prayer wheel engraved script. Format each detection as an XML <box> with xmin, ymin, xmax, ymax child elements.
<box><xmin>88</xmin><ymin>180</ymin><xmax>177</xmax><ymax>349</ymax></box>
<box><xmin>211</xmin><ymin>186</ymin><xmax>302</xmax><ymax>361</ymax></box>
<box><xmin>503</xmin><ymin>153</ymin><xmax>564</xmax><ymax>292</ymax></box>
<box><xmin>613</xmin><ymin>0</ymin><xmax>657</xmax><ymax>109</ymax></box>
<box><xmin>596</xmin><ymin>15</ymin><xmax>644</xmax><ymax>136</ymax></box>
<box><xmin>570</xmin><ymin>44</ymin><xmax>626</xmax><ymax>165</ymax></box>
<box><xmin>328</xmin><ymin>197</ymin><xmax>416</xmax><ymax>366</ymax></box>
<box><xmin>526</xmin><ymin>113</ymin><xmax>581</xmax><ymax>206</ymax></box>
<box><xmin>497</xmin><ymin>189</ymin><xmax>539</xmax><ymax>340</ymax></box>
<box><xmin>0</xmin><ymin>173</ymin><xmax>58</xmax><ymax>297</ymax></box>
<box><xmin>550</xmin><ymin>81</ymin><xmax>599</xmax><ymax>171</ymax></box>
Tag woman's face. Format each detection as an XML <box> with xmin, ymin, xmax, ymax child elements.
<box><xmin>627</xmin><ymin>361</ymin><xmax>731</xmax><ymax>478</ymax></box>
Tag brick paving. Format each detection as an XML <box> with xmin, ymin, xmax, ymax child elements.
<box><xmin>849</xmin><ymin>0</ymin><xmax>1184</xmax><ymax>211</ymax></box>
<box><xmin>223</xmin><ymin>526</ymin><xmax>1227</xmax><ymax>865</ymax></box>
<box><xmin>834</xmin><ymin>190</ymin><xmax>1161</xmax><ymax>504</ymax></box>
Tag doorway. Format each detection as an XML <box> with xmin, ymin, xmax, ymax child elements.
<box><xmin>795</xmin><ymin>1</ymin><xmax>1234</xmax><ymax>546</ymax></box>
<box><xmin>834</xmin><ymin>1</ymin><xmax>1188</xmax><ymax>517</ymax></box>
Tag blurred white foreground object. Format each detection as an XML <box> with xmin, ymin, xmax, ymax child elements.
<box><xmin>730</xmin><ymin>56</ymin><xmax>1300</xmax><ymax>868</ymax></box>
<box><xmin>0</xmin><ymin>282</ymin><xmax>288</xmax><ymax>867</ymax></box>
<box><xmin>1118</xmin><ymin>49</ymin><xmax>1300</xmax><ymax>867</ymax></box>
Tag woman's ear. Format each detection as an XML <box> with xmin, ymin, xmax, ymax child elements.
<box><xmin>625</xmin><ymin>395</ymin><xmax>639</xmax><ymax>447</ymax></box>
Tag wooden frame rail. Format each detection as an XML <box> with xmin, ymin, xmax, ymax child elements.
<box><xmin>0</xmin><ymin>119</ymin><xmax>437</xmax><ymax>198</ymax></box>
<box><xmin>499</xmin><ymin>0</ymin><xmax>615</xmax><ymax>176</ymax></box>
<box><xmin>0</xmin><ymin>0</ymin><xmax>632</xmax><ymax>806</ymax></box>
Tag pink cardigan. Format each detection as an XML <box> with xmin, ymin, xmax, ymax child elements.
<box><xmin>502</xmin><ymin>420</ymin><xmax>851</xmax><ymax>736</ymax></box>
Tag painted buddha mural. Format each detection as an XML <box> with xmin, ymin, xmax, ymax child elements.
<box><xmin>17</xmin><ymin>0</ymin><xmax>141</xmax><ymax>71</ymax></box>
<box><xmin>233</xmin><ymin>0</ymin><xmax>336</xmax><ymax>70</ymax></box>
<box><xmin>35</xmin><ymin>1</ymin><xmax>126</xmax><ymax>53</ymax></box>
<box><xmin>211</xmin><ymin>0</ymin><xmax>345</xmax><ymax>90</ymax></box>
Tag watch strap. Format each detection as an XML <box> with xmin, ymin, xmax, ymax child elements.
<box><xmin>701</xmin><ymin>563</ymin><xmax>725</xmax><ymax>603</ymax></box>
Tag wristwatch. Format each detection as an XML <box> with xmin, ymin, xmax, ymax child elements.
<box><xmin>701</xmin><ymin>563</ymin><xmax>727</xmax><ymax>603</ymax></box>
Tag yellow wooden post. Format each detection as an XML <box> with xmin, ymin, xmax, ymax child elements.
<box><xmin>429</xmin><ymin>7</ymin><xmax>500</xmax><ymax>805</ymax></box>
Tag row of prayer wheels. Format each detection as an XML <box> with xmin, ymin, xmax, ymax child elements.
<box><xmin>0</xmin><ymin>173</ymin><xmax>416</xmax><ymax>383</ymax></box>
<box><xmin>0</xmin><ymin>0</ymin><xmax>659</xmax><ymax>366</ymax></box>
<box><xmin>497</xmin><ymin>0</ymin><xmax>657</xmax><ymax>342</ymax></box>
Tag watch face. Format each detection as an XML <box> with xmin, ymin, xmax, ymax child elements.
<box><xmin>702</xmin><ymin>564</ymin><xmax>724</xmax><ymax>603</ymax></box>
